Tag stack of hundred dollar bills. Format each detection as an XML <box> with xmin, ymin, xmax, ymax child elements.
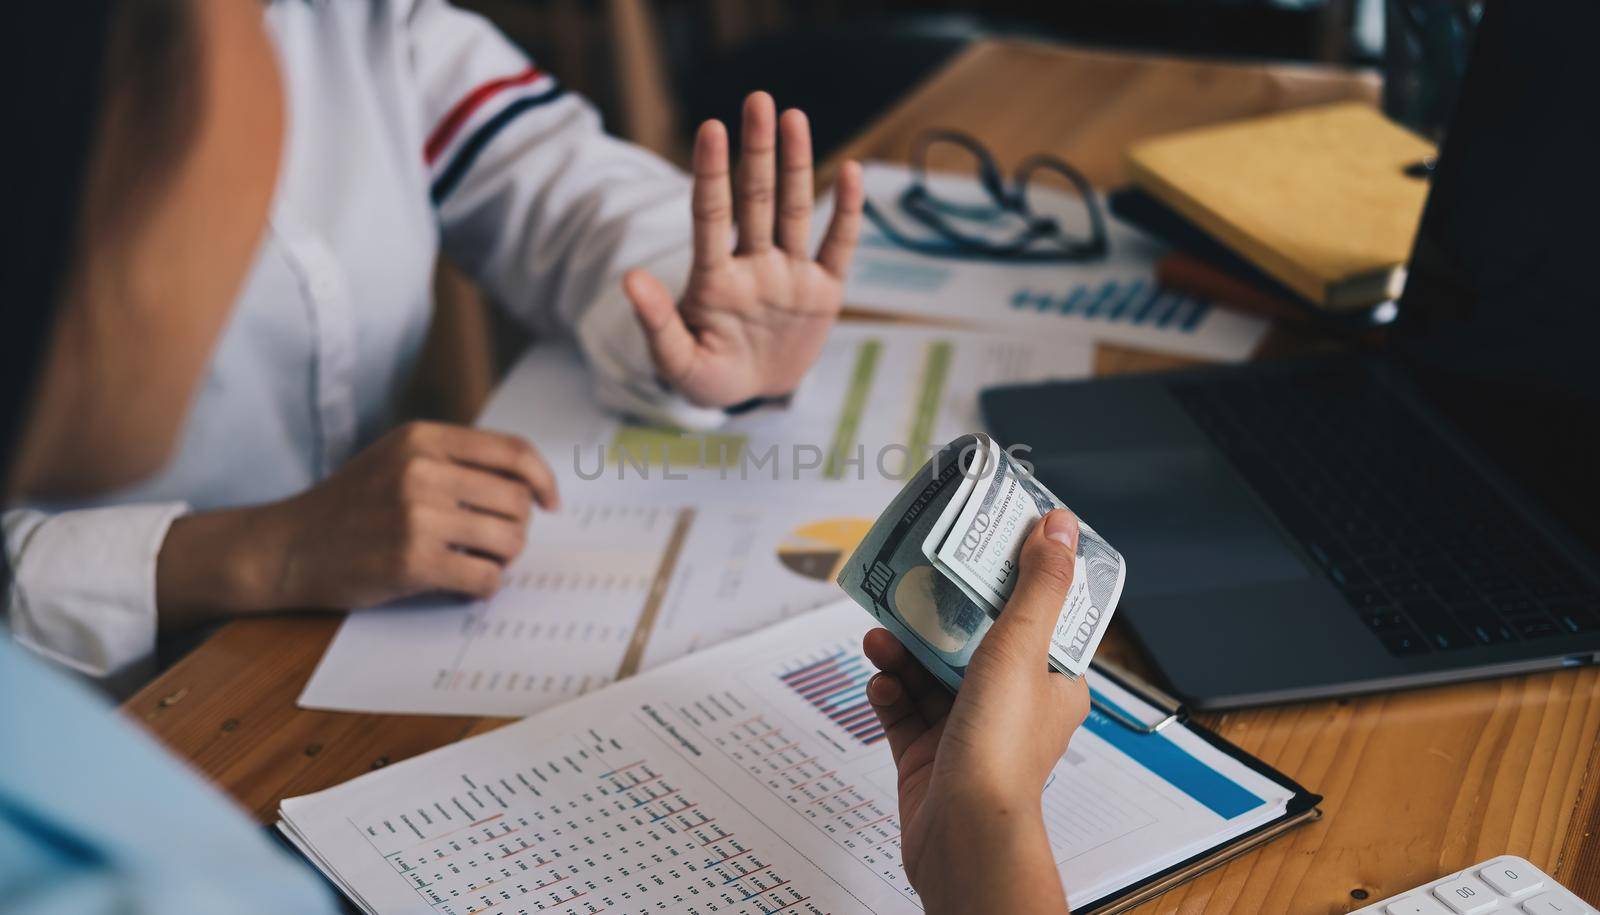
<box><xmin>838</xmin><ymin>433</ymin><xmax>1127</xmax><ymax>690</ymax></box>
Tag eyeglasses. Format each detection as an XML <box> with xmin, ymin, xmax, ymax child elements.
<box><xmin>862</xmin><ymin>129</ymin><xmax>1110</xmax><ymax>262</ymax></box>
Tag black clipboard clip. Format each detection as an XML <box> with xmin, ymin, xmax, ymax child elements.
<box><xmin>1088</xmin><ymin>658</ymin><xmax>1189</xmax><ymax>735</ymax></box>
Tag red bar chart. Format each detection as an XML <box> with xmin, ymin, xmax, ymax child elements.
<box><xmin>777</xmin><ymin>650</ymin><xmax>886</xmax><ymax>746</ymax></box>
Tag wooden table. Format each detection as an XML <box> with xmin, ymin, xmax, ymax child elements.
<box><xmin>125</xmin><ymin>40</ymin><xmax>1600</xmax><ymax>911</ymax></box>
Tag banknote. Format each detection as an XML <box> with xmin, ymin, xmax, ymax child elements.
<box><xmin>837</xmin><ymin>434</ymin><xmax>1126</xmax><ymax>689</ymax></box>
<box><xmin>927</xmin><ymin>435</ymin><xmax>1126</xmax><ymax>679</ymax></box>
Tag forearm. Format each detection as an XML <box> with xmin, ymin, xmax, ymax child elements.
<box><xmin>156</xmin><ymin>505</ymin><xmax>292</xmax><ymax>628</ymax></box>
<box><xmin>916</xmin><ymin>792</ymin><xmax>1067</xmax><ymax>915</ymax></box>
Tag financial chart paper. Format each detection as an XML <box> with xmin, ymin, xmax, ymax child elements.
<box><xmin>298</xmin><ymin>323</ymin><xmax>1095</xmax><ymax>718</ymax></box>
<box><xmin>281</xmin><ymin>602</ymin><xmax>1295</xmax><ymax>915</ymax></box>
<box><xmin>298</xmin><ymin>495</ymin><xmax>874</xmax><ymax>717</ymax></box>
<box><xmin>480</xmin><ymin>323</ymin><xmax>1095</xmax><ymax>497</ymax></box>
<box><xmin>812</xmin><ymin>163</ymin><xmax>1270</xmax><ymax>363</ymax></box>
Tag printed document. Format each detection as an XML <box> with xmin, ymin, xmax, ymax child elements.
<box><xmin>281</xmin><ymin>601</ymin><xmax>1297</xmax><ymax>914</ymax></box>
<box><xmin>298</xmin><ymin>324</ymin><xmax>1093</xmax><ymax>717</ymax></box>
<box><xmin>815</xmin><ymin>163</ymin><xmax>1269</xmax><ymax>362</ymax></box>
<box><xmin>477</xmin><ymin>321</ymin><xmax>1095</xmax><ymax>495</ymax></box>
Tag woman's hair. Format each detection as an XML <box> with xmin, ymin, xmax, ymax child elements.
<box><xmin>87</xmin><ymin>0</ymin><xmax>202</xmax><ymax>241</ymax></box>
<box><xmin>2</xmin><ymin>4</ymin><xmax>112</xmax><ymax>469</ymax></box>
<box><xmin>2</xmin><ymin>1</ymin><xmax>199</xmax><ymax>580</ymax></box>
<box><xmin>2</xmin><ymin>2</ymin><xmax>199</xmax><ymax>471</ymax></box>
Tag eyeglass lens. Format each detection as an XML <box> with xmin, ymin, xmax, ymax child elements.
<box><xmin>1017</xmin><ymin>158</ymin><xmax>1100</xmax><ymax>245</ymax></box>
<box><xmin>912</xmin><ymin>132</ymin><xmax>1012</xmax><ymax>221</ymax></box>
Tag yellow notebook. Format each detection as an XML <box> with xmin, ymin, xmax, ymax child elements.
<box><xmin>1126</xmin><ymin>103</ymin><xmax>1436</xmax><ymax>312</ymax></box>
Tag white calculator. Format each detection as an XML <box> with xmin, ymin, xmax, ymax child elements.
<box><xmin>1352</xmin><ymin>856</ymin><xmax>1596</xmax><ymax>914</ymax></box>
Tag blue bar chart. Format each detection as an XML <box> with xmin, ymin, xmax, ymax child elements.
<box><xmin>1009</xmin><ymin>282</ymin><xmax>1213</xmax><ymax>331</ymax></box>
<box><xmin>778</xmin><ymin>650</ymin><xmax>886</xmax><ymax>746</ymax></box>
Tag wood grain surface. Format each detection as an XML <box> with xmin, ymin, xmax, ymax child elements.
<box><xmin>124</xmin><ymin>40</ymin><xmax>1600</xmax><ymax>911</ymax></box>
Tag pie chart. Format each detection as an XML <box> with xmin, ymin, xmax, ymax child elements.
<box><xmin>777</xmin><ymin>517</ymin><xmax>874</xmax><ymax>582</ymax></box>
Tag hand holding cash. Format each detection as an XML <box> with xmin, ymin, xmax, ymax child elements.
<box><xmin>858</xmin><ymin>506</ymin><xmax>1091</xmax><ymax>915</ymax></box>
<box><xmin>838</xmin><ymin>433</ymin><xmax>1127</xmax><ymax>688</ymax></box>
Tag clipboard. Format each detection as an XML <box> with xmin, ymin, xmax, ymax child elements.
<box><xmin>274</xmin><ymin>604</ymin><xmax>1323</xmax><ymax>915</ymax></box>
<box><xmin>1075</xmin><ymin>658</ymin><xmax>1324</xmax><ymax>914</ymax></box>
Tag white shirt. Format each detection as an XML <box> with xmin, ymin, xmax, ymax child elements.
<box><xmin>5</xmin><ymin>0</ymin><xmax>723</xmax><ymax>678</ymax></box>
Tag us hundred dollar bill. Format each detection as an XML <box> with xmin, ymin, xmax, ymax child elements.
<box><xmin>837</xmin><ymin>433</ymin><xmax>1126</xmax><ymax>690</ymax></box>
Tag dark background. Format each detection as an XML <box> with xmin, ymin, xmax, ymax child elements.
<box><xmin>455</xmin><ymin>0</ymin><xmax>1389</xmax><ymax>165</ymax></box>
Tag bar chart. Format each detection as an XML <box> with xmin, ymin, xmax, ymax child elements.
<box><xmin>777</xmin><ymin>649</ymin><xmax>886</xmax><ymax>746</ymax></box>
<box><xmin>1008</xmin><ymin>281</ymin><xmax>1213</xmax><ymax>331</ymax></box>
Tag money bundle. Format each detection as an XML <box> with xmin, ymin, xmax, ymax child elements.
<box><xmin>837</xmin><ymin>433</ymin><xmax>1126</xmax><ymax>690</ymax></box>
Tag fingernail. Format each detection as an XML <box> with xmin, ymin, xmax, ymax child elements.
<box><xmin>867</xmin><ymin>673</ymin><xmax>901</xmax><ymax>706</ymax></box>
<box><xmin>1044</xmin><ymin>509</ymin><xmax>1079</xmax><ymax>551</ymax></box>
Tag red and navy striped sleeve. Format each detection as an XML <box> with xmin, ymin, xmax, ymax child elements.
<box><xmin>400</xmin><ymin>0</ymin><xmax>722</xmax><ymax>430</ymax></box>
<box><xmin>423</xmin><ymin>64</ymin><xmax>564</xmax><ymax>203</ymax></box>
<box><xmin>401</xmin><ymin>0</ymin><xmax>577</xmax><ymax>207</ymax></box>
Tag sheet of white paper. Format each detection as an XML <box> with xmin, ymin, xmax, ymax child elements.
<box><xmin>299</xmin><ymin>323</ymin><xmax>1094</xmax><ymax>717</ymax></box>
<box><xmin>298</xmin><ymin>503</ymin><xmax>684</xmax><ymax>715</ymax></box>
<box><xmin>281</xmin><ymin>601</ymin><xmax>1295</xmax><ymax>915</ymax></box>
<box><xmin>299</xmin><ymin>492</ymin><xmax>877</xmax><ymax>717</ymax></box>
<box><xmin>815</xmin><ymin>162</ymin><xmax>1269</xmax><ymax>362</ymax></box>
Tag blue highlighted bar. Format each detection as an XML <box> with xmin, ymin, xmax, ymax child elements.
<box><xmin>1152</xmin><ymin>293</ymin><xmax>1187</xmax><ymax>328</ymax></box>
<box><xmin>1132</xmin><ymin>289</ymin><xmax>1167</xmax><ymax>325</ymax></box>
<box><xmin>1081</xmin><ymin>282</ymin><xmax>1119</xmax><ymax>318</ymax></box>
<box><xmin>1106</xmin><ymin>281</ymin><xmax>1145</xmax><ymax>321</ymax></box>
<box><xmin>1083</xmin><ymin>690</ymin><xmax>1264</xmax><ymax>820</ymax></box>
<box><xmin>1181</xmin><ymin>299</ymin><xmax>1211</xmax><ymax>331</ymax></box>
<box><xmin>1007</xmin><ymin>284</ymin><xmax>1199</xmax><ymax>331</ymax></box>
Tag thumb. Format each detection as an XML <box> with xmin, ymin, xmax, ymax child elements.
<box><xmin>623</xmin><ymin>268</ymin><xmax>697</xmax><ymax>386</ymax></box>
<box><xmin>986</xmin><ymin>508</ymin><xmax>1079</xmax><ymax>661</ymax></box>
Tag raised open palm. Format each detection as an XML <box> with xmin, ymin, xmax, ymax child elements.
<box><xmin>622</xmin><ymin>91</ymin><xmax>865</xmax><ymax>407</ymax></box>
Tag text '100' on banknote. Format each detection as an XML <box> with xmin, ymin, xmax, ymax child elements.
<box><xmin>837</xmin><ymin>433</ymin><xmax>1127</xmax><ymax>690</ymax></box>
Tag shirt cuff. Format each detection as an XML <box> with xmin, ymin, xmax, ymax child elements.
<box><xmin>4</xmin><ymin>502</ymin><xmax>189</xmax><ymax>678</ymax></box>
<box><xmin>574</xmin><ymin>249</ymin><xmax>730</xmax><ymax>432</ymax></box>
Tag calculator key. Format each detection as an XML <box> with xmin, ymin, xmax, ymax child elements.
<box><xmin>1386</xmin><ymin>895</ymin><xmax>1454</xmax><ymax>915</ymax></box>
<box><xmin>1519</xmin><ymin>891</ymin><xmax>1595</xmax><ymax>914</ymax></box>
<box><xmin>1432</xmin><ymin>875</ymin><xmax>1501</xmax><ymax>913</ymax></box>
<box><xmin>1479</xmin><ymin>860</ymin><xmax>1544</xmax><ymax>898</ymax></box>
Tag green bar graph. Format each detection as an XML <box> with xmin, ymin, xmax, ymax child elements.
<box><xmin>901</xmin><ymin>340</ymin><xmax>954</xmax><ymax>478</ymax></box>
<box><xmin>609</xmin><ymin>425</ymin><xmax>746</xmax><ymax>469</ymax></box>
<box><xmin>824</xmin><ymin>339</ymin><xmax>883</xmax><ymax>479</ymax></box>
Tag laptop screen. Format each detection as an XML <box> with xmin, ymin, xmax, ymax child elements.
<box><xmin>1398</xmin><ymin>0</ymin><xmax>1600</xmax><ymax>550</ymax></box>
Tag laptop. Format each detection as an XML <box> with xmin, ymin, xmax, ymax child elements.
<box><xmin>980</xmin><ymin>0</ymin><xmax>1600</xmax><ymax>709</ymax></box>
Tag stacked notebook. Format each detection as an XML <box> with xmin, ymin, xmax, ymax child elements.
<box><xmin>1118</xmin><ymin>103</ymin><xmax>1436</xmax><ymax>321</ymax></box>
<box><xmin>278</xmin><ymin>600</ymin><xmax>1320</xmax><ymax>914</ymax></box>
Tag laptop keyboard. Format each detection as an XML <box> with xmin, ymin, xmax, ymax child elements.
<box><xmin>1170</xmin><ymin>367</ymin><xmax>1600</xmax><ymax>658</ymax></box>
